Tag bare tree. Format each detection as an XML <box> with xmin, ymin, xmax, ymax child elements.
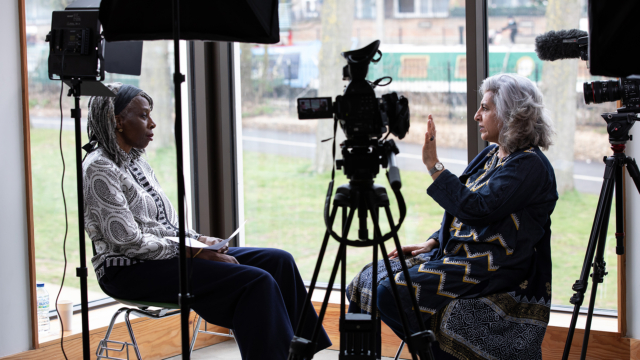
<box><xmin>315</xmin><ymin>0</ymin><xmax>355</xmax><ymax>173</ymax></box>
<box><xmin>540</xmin><ymin>0</ymin><xmax>580</xmax><ymax>195</ymax></box>
<box><xmin>240</xmin><ymin>42</ymin><xmax>254</xmax><ymax>108</ymax></box>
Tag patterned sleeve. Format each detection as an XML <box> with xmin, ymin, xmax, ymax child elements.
<box><xmin>84</xmin><ymin>159</ymin><xmax>179</xmax><ymax>261</ymax></box>
<box><xmin>146</xmin><ymin>162</ymin><xmax>201</xmax><ymax>240</ymax></box>
<box><xmin>427</xmin><ymin>153</ymin><xmax>549</xmax><ymax>226</ymax></box>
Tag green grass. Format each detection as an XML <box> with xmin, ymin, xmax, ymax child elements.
<box><xmin>31</xmin><ymin>127</ymin><xmax>618</xmax><ymax>309</ymax></box>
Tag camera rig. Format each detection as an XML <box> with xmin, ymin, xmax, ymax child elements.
<box><xmin>289</xmin><ymin>41</ymin><xmax>435</xmax><ymax>360</ymax></box>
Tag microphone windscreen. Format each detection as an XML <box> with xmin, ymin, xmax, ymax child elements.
<box><xmin>535</xmin><ymin>29</ymin><xmax>588</xmax><ymax>61</ymax></box>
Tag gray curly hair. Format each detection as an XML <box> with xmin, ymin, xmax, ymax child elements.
<box><xmin>479</xmin><ymin>73</ymin><xmax>554</xmax><ymax>154</ymax></box>
<box><xmin>87</xmin><ymin>82</ymin><xmax>154</xmax><ymax>167</ymax></box>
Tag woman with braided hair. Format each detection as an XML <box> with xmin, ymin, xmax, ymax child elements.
<box><xmin>83</xmin><ymin>83</ymin><xmax>330</xmax><ymax>359</ymax></box>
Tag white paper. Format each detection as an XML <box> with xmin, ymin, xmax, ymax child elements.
<box><xmin>166</xmin><ymin>220</ymin><xmax>248</xmax><ymax>251</ymax></box>
<box><xmin>211</xmin><ymin>220</ymin><xmax>248</xmax><ymax>250</ymax></box>
<box><xmin>166</xmin><ymin>236</ymin><xmax>208</xmax><ymax>248</ymax></box>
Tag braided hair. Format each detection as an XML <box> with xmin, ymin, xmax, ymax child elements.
<box><xmin>87</xmin><ymin>82</ymin><xmax>154</xmax><ymax>167</ymax></box>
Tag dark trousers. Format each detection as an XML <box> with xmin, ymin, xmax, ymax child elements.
<box><xmin>99</xmin><ymin>247</ymin><xmax>331</xmax><ymax>360</ymax></box>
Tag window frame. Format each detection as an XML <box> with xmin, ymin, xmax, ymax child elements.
<box><xmin>393</xmin><ymin>0</ymin><xmax>450</xmax><ymax>18</ymax></box>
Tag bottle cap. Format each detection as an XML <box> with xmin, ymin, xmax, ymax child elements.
<box><xmin>37</xmin><ymin>282</ymin><xmax>44</xmax><ymax>287</ymax></box>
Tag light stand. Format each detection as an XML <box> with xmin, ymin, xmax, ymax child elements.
<box><xmin>169</xmin><ymin>0</ymin><xmax>192</xmax><ymax>357</ymax></box>
<box><xmin>60</xmin><ymin>79</ymin><xmax>116</xmax><ymax>360</ymax></box>
<box><xmin>71</xmin><ymin>80</ymin><xmax>91</xmax><ymax>360</ymax></box>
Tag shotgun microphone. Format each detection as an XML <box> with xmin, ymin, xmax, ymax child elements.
<box><xmin>535</xmin><ymin>29</ymin><xmax>588</xmax><ymax>61</ymax></box>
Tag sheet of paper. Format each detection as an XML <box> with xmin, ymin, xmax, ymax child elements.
<box><xmin>210</xmin><ymin>220</ymin><xmax>248</xmax><ymax>250</ymax></box>
<box><xmin>166</xmin><ymin>236</ymin><xmax>207</xmax><ymax>248</ymax></box>
<box><xmin>166</xmin><ymin>220</ymin><xmax>248</xmax><ymax>251</ymax></box>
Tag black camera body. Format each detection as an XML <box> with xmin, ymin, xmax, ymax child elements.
<box><xmin>584</xmin><ymin>75</ymin><xmax>640</xmax><ymax>112</ymax></box>
<box><xmin>297</xmin><ymin>41</ymin><xmax>410</xmax><ymax>141</ymax></box>
<box><xmin>583</xmin><ymin>75</ymin><xmax>640</xmax><ymax>145</ymax></box>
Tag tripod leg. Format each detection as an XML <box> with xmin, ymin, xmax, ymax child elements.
<box><xmin>313</xmin><ymin>207</ymin><xmax>356</xmax><ymax>346</ymax></box>
<box><xmin>562</xmin><ymin>158</ymin><xmax>616</xmax><ymax>360</ymax></box>
<box><xmin>382</xmin><ymin>206</ymin><xmax>426</xmax><ymax>330</ymax></box>
<box><xmin>293</xmin><ymin>205</ymin><xmax>340</xmax><ymax>336</ymax></box>
<box><xmin>618</xmin><ymin>155</ymin><xmax>640</xmax><ymax>256</ymax></box>
<box><xmin>625</xmin><ymin>156</ymin><xmax>640</xmax><ymax>193</ymax></box>
<box><xmin>367</xmin><ymin>203</ymin><xmax>419</xmax><ymax>360</ymax></box>
<box><xmin>341</xmin><ymin>206</ymin><xmax>350</xmax><ymax>356</ymax></box>
<box><xmin>378</xmin><ymin>242</ymin><xmax>420</xmax><ymax>360</ymax></box>
<box><xmin>578</xmin><ymin>161</ymin><xmax>618</xmax><ymax>360</ymax></box>
<box><xmin>616</xmin><ymin>160</ymin><xmax>626</xmax><ymax>255</ymax></box>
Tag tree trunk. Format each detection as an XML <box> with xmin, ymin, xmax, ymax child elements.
<box><xmin>540</xmin><ymin>0</ymin><xmax>580</xmax><ymax>195</ymax></box>
<box><xmin>315</xmin><ymin>0</ymin><xmax>355</xmax><ymax>173</ymax></box>
<box><xmin>259</xmin><ymin>44</ymin><xmax>270</xmax><ymax>100</ymax></box>
<box><xmin>240</xmin><ymin>43</ymin><xmax>254</xmax><ymax>108</ymax></box>
<box><xmin>140</xmin><ymin>41</ymin><xmax>173</xmax><ymax>150</ymax></box>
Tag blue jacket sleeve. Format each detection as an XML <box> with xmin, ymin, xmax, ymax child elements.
<box><xmin>426</xmin><ymin>153</ymin><xmax>548</xmax><ymax>226</ymax></box>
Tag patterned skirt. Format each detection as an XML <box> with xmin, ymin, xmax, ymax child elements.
<box><xmin>347</xmin><ymin>254</ymin><xmax>550</xmax><ymax>360</ymax></box>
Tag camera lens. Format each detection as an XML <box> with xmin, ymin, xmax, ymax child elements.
<box><xmin>583</xmin><ymin>80</ymin><xmax>621</xmax><ymax>104</ymax></box>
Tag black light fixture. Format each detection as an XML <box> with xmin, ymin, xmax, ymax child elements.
<box><xmin>99</xmin><ymin>0</ymin><xmax>279</xmax><ymax>44</ymax></box>
<box><xmin>588</xmin><ymin>0</ymin><xmax>640</xmax><ymax>77</ymax></box>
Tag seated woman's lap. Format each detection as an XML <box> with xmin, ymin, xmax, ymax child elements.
<box><xmin>98</xmin><ymin>247</ymin><xmax>298</xmax><ymax>329</ymax></box>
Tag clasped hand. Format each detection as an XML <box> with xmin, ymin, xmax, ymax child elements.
<box><xmin>191</xmin><ymin>236</ymin><xmax>238</xmax><ymax>264</ymax></box>
<box><xmin>200</xmin><ymin>236</ymin><xmax>230</xmax><ymax>254</ymax></box>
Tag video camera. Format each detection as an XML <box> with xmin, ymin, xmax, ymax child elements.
<box><xmin>297</xmin><ymin>41</ymin><xmax>410</xmax><ymax>142</ymax></box>
<box><xmin>583</xmin><ymin>76</ymin><xmax>640</xmax><ymax>111</ymax></box>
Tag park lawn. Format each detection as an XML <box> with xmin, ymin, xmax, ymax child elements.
<box><xmin>31</xmin><ymin>128</ymin><xmax>618</xmax><ymax>309</ymax></box>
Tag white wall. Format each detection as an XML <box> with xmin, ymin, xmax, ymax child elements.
<box><xmin>626</xmin><ymin>123</ymin><xmax>640</xmax><ymax>339</ymax></box>
<box><xmin>0</xmin><ymin>1</ymin><xmax>34</xmax><ymax>356</ymax></box>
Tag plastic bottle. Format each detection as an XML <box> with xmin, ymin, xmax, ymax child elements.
<box><xmin>36</xmin><ymin>282</ymin><xmax>50</xmax><ymax>335</ymax></box>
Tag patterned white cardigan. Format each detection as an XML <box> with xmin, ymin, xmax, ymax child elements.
<box><xmin>83</xmin><ymin>148</ymin><xmax>200</xmax><ymax>280</ymax></box>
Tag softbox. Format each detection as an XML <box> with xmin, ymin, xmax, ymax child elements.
<box><xmin>589</xmin><ymin>0</ymin><xmax>640</xmax><ymax>77</ymax></box>
<box><xmin>99</xmin><ymin>0</ymin><xmax>280</xmax><ymax>44</ymax></box>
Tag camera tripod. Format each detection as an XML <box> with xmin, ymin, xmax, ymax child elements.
<box><xmin>562</xmin><ymin>111</ymin><xmax>640</xmax><ymax>360</ymax></box>
<box><xmin>289</xmin><ymin>141</ymin><xmax>435</xmax><ymax>360</ymax></box>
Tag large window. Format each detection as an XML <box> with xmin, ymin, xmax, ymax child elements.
<box><xmin>487</xmin><ymin>1</ymin><xmax>618</xmax><ymax>311</ymax></box>
<box><xmin>394</xmin><ymin>0</ymin><xmax>450</xmax><ymax>18</ymax></box>
<box><xmin>237</xmin><ymin>0</ymin><xmax>468</xmax><ymax>283</ymax></box>
<box><xmin>25</xmin><ymin>0</ymin><xmax>193</xmax><ymax>339</ymax></box>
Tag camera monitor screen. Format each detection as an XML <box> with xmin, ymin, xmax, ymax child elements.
<box><xmin>298</xmin><ymin>97</ymin><xmax>333</xmax><ymax>120</ymax></box>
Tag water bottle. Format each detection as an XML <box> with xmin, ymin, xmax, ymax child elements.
<box><xmin>36</xmin><ymin>282</ymin><xmax>50</xmax><ymax>335</ymax></box>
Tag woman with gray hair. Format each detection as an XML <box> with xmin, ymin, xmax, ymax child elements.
<box><xmin>83</xmin><ymin>83</ymin><xmax>330</xmax><ymax>359</ymax></box>
<box><xmin>348</xmin><ymin>74</ymin><xmax>558</xmax><ymax>359</ymax></box>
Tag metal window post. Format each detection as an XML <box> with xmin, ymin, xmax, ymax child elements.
<box><xmin>465</xmin><ymin>0</ymin><xmax>489</xmax><ymax>161</ymax></box>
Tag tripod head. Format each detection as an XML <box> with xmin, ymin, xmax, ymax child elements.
<box><xmin>336</xmin><ymin>138</ymin><xmax>402</xmax><ymax>190</ymax></box>
<box><xmin>602</xmin><ymin>109</ymin><xmax>640</xmax><ymax>145</ymax></box>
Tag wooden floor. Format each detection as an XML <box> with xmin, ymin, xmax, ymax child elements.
<box><xmin>164</xmin><ymin>339</ymin><xmax>396</xmax><ymax>360</ymax></box>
